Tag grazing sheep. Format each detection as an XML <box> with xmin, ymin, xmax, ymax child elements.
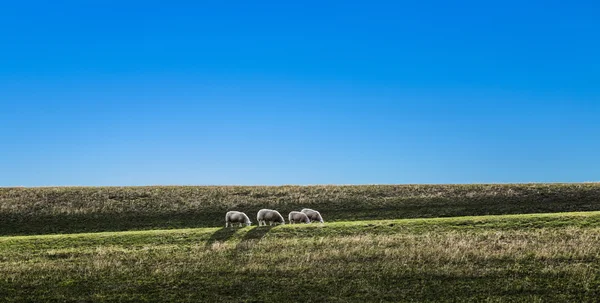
<box><xmin>256</xmin><ymin>209</ymin><xmax>285</xmax><ymax>226</ymax></box>
<box><xmin>225</xmin><ymin>211</ymin><xmax>252</xmax><ymax>227</ymax></box>
<box><xmin>288</xmin><ymin>211</ymin><xmax>311</xmax><ymax>224</ymax></box>
<box><xmin>301</xmin><ymin>208</ymin><xmax>324</xmax><ymax>223</ymax></box>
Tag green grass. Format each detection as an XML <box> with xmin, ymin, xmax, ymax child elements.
<box><xmin>1</xmin><ymin>211</ymin><xmax>600</xmax><ymax>302</ymax></box>
<box><xmin>2</xmin><ymin>183</ymin><xmax>600</xmax><ymax>235</ymax></box>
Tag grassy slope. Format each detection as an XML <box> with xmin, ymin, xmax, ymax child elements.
<box><xmin>1</xmin><ymin>212</ymin><xmax>600</xmax><ymax>302</ymax></box>
<box><xmin>1</xmin><ymin>183</ymin><xmax>600</xmax><ymax>235</ymax></box>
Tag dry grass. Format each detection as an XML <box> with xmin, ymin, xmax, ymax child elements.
<box><xmin>1</xmin><ymin>212</ymin><xmax>600</xmax><ymax>302</ymax></box>
<box><xmin>1</xmin><ymin>183</ymin><xmax>600</xmax><ymax>235</ymax></box>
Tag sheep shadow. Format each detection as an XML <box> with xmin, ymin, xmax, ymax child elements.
<box><xmin>205</xmin><ymin>227</ymin><xmax>240</xmax><ymax>249</ymax></box>
<box><xmin>235</xmin><ymin>226</ymin><xmax>273</xmax><ymax>252</ymax></box>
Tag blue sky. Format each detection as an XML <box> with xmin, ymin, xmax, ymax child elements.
<box><xmin>1</xmin><ymin>0</ymin><xmax>599</xmax><ymax>186</ymax></box>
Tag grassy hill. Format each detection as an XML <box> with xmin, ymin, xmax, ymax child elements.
<box><xmin>2</xmin><ymin>184</ymin><xmax>600</xmax><ymax>302</ymax></box>
<box><xmin>1</xmin><ymin>183</ymin><xmax>600</xmax><ymax>235</ymax></box>
<box><xmin>1</xmin><ymin>211</ymin><xmax>599</xmax><ymax>302</ymax></box>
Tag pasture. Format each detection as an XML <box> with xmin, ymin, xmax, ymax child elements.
<box><xmin>1</xmin><ymin>183</ymin><xmax>600</xmax><ymax>235</ymax></box>
<box><xmin>1</xmin><ymin>212</ymin><xmax>600</xmax><ymax>302</ymax></box>
<box><xmin>1</xmin><ymin>184</ymin><xmax>600</xmax><ymax>302</ymax></box>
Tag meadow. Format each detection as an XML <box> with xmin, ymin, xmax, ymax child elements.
<box><xmin>1</xmin><ymin>183</ymin><xmax>600</xmax><ymax>235</ymax></box>
<box><xmin>1</xmin><ymin>212</ymin><xmax>600</xmax><ymax>302</ymax></box>
<box><xmin>1</xmin><ymin>184</ymin><xmax>600</xmax><ymax>302</ymax></box>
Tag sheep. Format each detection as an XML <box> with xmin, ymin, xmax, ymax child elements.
<box><xmin>301</xmin><ymin>208</ymin><xmax>324</xmax><ymax>223</ymax></box>
<box><xmin>225</xmin><ymin>211</ymin><xmax>252</xmax><ymax>228</ymax></box>
<box><xmin>288</xmin><ymin>211</ymin><xmax>311</xmax><ymax>224</ymax></box>
<box><xmin>256</xmin><ymin>209</ymin><xmax>285</xmax><ymax>226</ymax></box>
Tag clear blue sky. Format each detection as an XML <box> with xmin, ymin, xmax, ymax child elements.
<box><xmin>1</xmin><ymin>0</ymin><xmax>599</xmax><ymax>186</ymax></box>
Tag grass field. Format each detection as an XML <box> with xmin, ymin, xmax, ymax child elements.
<box><xmin>2</xmin><ymin>184</ymin><xmax>600</xmax><ymax>302</ymax></box>
<box><xmin>1</xmin><ymin>183</ymin><xmax>600</xmax><ymax>235</ymax></box>
<box><xmin>1</xmin><ymin>211</ymin><xmax>600</xmax><ymax>302</ymax></box>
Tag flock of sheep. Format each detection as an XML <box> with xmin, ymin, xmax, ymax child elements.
<box><xmin>225</xmin><ymin>208</ymin><xmax>324</xmax><ymax>227</ymax></box>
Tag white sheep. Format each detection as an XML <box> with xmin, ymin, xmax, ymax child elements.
<box><xmin>301</xmin><ymin>208</ymin><xmax>324</xmax><ymax>223</ymax></box>
<box><xmin>256</xmin><ymin>209</ymin><xmax>285</xmax><ymax>226</ymax></box>
<box><xmin>225</xmin><ymin>211</ymin><xmax>252</xmax><ymax>227</ymax></box>
<box><xmin>288</xmin><ymin>211</ymin><xmax>311</xmax><ymax>224</ymax></box>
